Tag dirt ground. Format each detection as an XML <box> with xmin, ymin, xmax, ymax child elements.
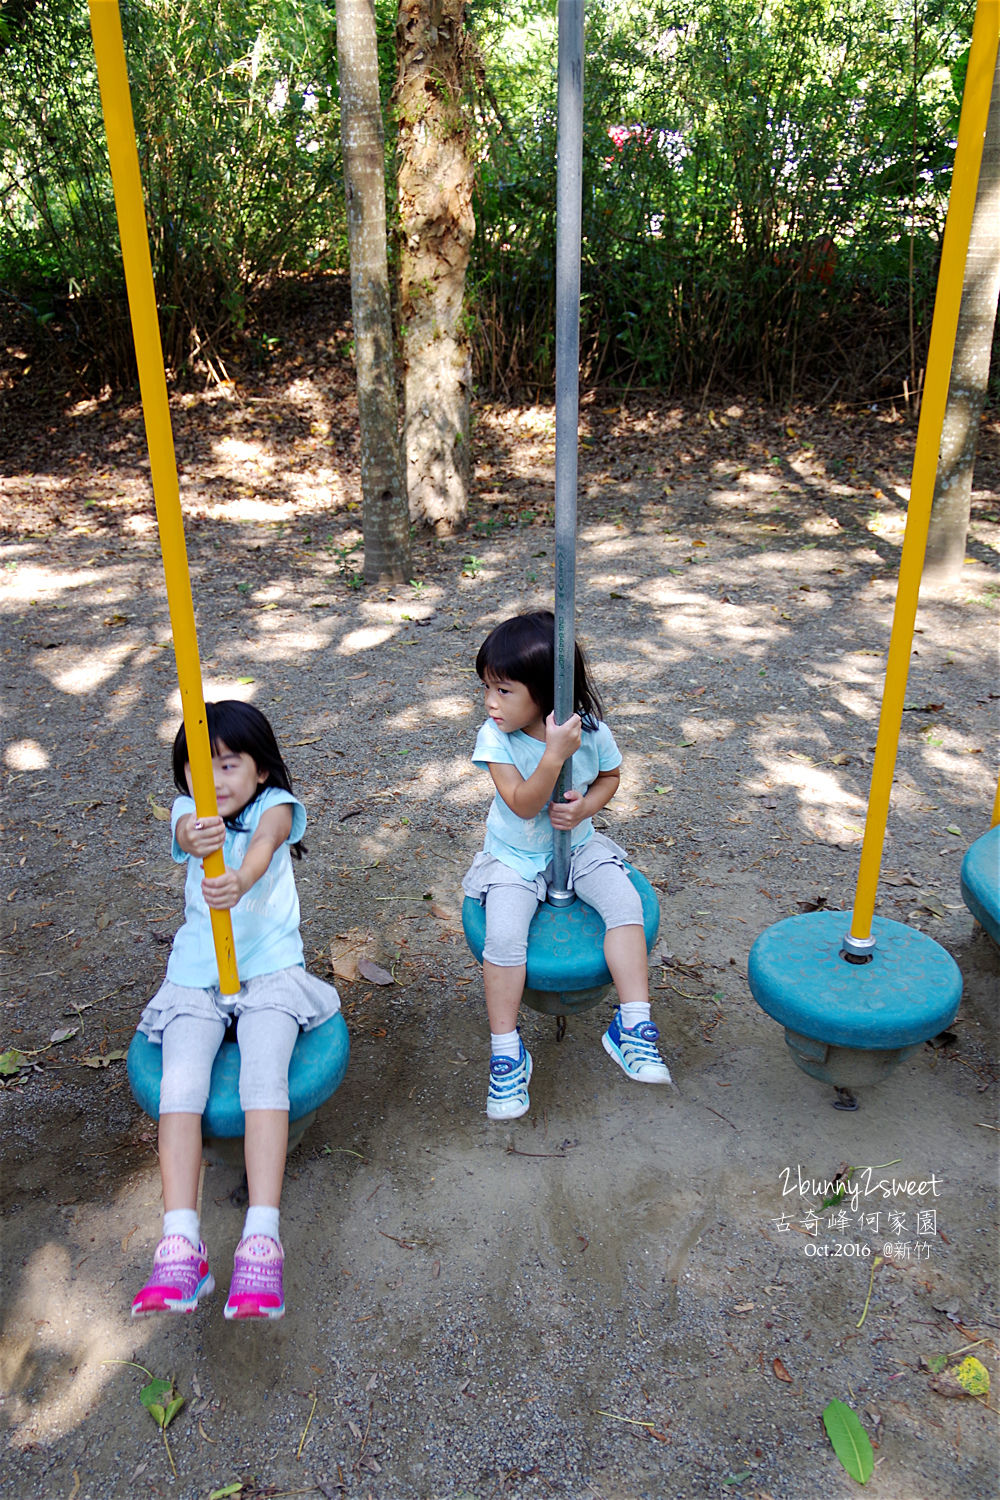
<box><xmin>2</xmin><ymin>302</ymin><xmax>999</xmax><ymax>1500</ymax></box>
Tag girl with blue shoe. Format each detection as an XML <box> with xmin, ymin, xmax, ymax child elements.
<box><xmin>462</xmin><ymin>611</ymin><xmax>671</xmax><ymax>1120</ymax></box>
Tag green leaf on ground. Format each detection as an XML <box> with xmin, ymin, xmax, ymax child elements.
<box><xmin>823</xmin><ymin>1398</ymin><xmax>874</xmax><ymax>1485</ymax></box>
<box><xmin>139</xmin><ymin>1374</ymin><xmax>184</xmax><ymax>1431</ymax></box>
<box><xmin>139</xmin><ymin>1377</ymin><xmax>173</xmax><ymax>1421</ymax></box>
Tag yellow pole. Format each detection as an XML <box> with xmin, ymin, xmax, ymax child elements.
<box><xmin>848</xmin><ymin>0</ymin><xmax>1000</xmax><ymax>949</ymax></box>
<box><xmin>88</xmin><ymin>0</ymin><xmax>239</xmax><ymax>992</ymax></box>
<box><xmin>991</xmin><ymin>774</ymin><xmax>1000</xmax><ymax>830</ymax></box>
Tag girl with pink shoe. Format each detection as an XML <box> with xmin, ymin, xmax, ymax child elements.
<box><xmin>131</xmin><ymin>701</ymin><xmax>340</xmax><ymax>1321</ymax></box>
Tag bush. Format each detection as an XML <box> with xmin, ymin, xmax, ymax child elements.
<box><xmin>1</xmin><ymin>0</ymin><xmax>347</xmax><ymax>388</ymax></box>
<box><xmin>469</xmin><ymin>0</ymin><xmax>973</xmax><ymax>402</ymax></box>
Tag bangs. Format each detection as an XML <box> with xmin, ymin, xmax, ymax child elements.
<box><xmin>203</xmin><ymin>700</ymin><xmax>267</xmax><ymax>761</ymax></box>
<box><xmin>476</xmin><ymin>632</ymin><xmax>546</xmax><ymax>685</ymax></box>
<box><xmin>475</xmin><ymin>613</ymin><xmax>554</xmax><ymax>717</ymax></box>
<box><xmin>474</xmin><ymin>610</ymin><xmax>605</xmax><ymax>730</ymax></box>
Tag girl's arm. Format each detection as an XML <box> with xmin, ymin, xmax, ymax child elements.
<box><xmin>200</xmin><ymin>804</ymin><xmax>294</xmax><ymax>910</ymax></box>
<box><xmin>548</xmin><ymin>768</ymin><xmax>620</xmax><ymax>830</ymax></box>
<box><xmin>487</xmin><ymin>712</ymin><xmax>582</xmax><ymax>820</ymax></box>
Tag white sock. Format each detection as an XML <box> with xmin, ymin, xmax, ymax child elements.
<box><xmin>243</xmin><ymin>1205</ymin><xmax>281</xmax><ymax>1244</ymax></box>
<box><xmin>619</xmin><ymin>1001</ymin><xmax>651</xmax><ymax>1031</ymax></box>
<box><xmin>163</xmin><ymin>1209</ymin><xmax>201</xmax><ymax>1250</ymax></box>
<box><xmin>490</xmin><ymin>1029</ymin><xmax>521</xmax><ymax>1061</ymax></box>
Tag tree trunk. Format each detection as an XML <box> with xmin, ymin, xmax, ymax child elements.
<box><xmin>394</xmin><ymin>0</ymin><xmax>476</xmax><ymax>535</ymax></box>
<box><xmin>924</xmin><ymin>49</ymin><xmax>1000</xmax><ymax>586</ymax></box>
<box><xmin>336</xmin><ymin>0</ymin><xmax>411</xmax><ymax>584</ymax></box>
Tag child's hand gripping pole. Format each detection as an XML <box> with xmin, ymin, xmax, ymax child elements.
<box><xmin>181</xmin><ymin>710</ymin><xmax>239</xmax><ymax>993</ymax></box>
<box><xmin>88</xmin><ymin>0</ymin><xmax>238</xmax><ymax>993</ymax></box>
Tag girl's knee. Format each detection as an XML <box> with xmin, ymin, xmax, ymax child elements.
<box><xmin>483</xmin><ymin>885</ymin><xmax>536</xmax><ymax>967</ymax></box>
<box><xmin>583</xmin><ymin>888</ymin><xmax>643</xmax><ymax>931</ymax></box>
<box><xmin>236</xmin><ymin>1009</ymin><xmax>298</xmax><ymax>1112</ymax></box>
<box><xmin>159</xmin><ymin>1014</ymin><xmax>224</xmax><ymax>1113</ymax></box>
<box><xmin>158</xmin><ymin>1073</ymin><xmax>212</xmax><ymax>1114</ymax></box>
<box><xmin>238</xmin><ymin>1076</ymin><xmax>291</xmax><ymax>1112</ymax></box>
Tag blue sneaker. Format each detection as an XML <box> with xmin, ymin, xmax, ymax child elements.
<box><xmin>486</xmin><ymin>1041</ymin><xmax>533</xmax><ymax>1120</ymax></box>
<box><xmin>602</xmin><ymin>1010</ymin><xmax>672</xmax><ymax>1084</ymax></box>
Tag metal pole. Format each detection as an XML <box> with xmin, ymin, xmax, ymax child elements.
<box><xmin>88</xmin><ymin>0</ymin><xmax>239</xmax><ymax>992</ymax></box>
<box><xmin>843</xmin><ymin>0</ymin><xmax>999</xmax><ymax>958</ymax></box>
<box><xmin>549</xmin><ymin>0</ymin><xmax>584</xmax><ymax>907</ymax></box>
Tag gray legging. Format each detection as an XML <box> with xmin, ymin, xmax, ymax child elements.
<box><xmin>158</xmin><ymin>1009</ymin><xmax>300</xmax><ymax>1114</ymax></box>
<box><xmin>482</xmin><ymin>861</ymin><xmax>643</xmax><ymax>967</ymax></box>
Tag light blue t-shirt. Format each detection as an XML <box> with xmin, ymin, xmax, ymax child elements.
<box><xmin>166</xmin><ymin>786</ymin><xmax>307</xmax><ymax>988</ymax></box>
<box><xmin>472</xmin><ymin>717</ymin><xmax>623</xmax><ymax>879</ymax></box>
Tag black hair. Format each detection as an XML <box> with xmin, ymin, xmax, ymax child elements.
<box><xmin>171</xmin><ymin>700</ymin><xmax>304</xmax><ymax>858</ymax></box>
<box><xmin>475</xmin><ymin>609</ymin><xmax>605</xmax><ymax>729</ymax></box>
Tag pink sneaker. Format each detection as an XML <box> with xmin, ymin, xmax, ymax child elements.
<box><xmin>224</xmin><ymin>1234</ymin><xmax>285</xmax><ymax>1320</ymax></box>
<box><xmin>131</xmin><ymin>1235</ymin><xmax>214</xmax><ymax>1317</ymax></box>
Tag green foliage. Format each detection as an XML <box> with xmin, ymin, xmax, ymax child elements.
<box><xmin>139</xmin><ymin>1373</ymin><xmax>184</xmax><ymax>1430</ymax></box>
<box><xmin>469</xmin><ymin>0</ymin><xmax>974</xmax><ymax>400</ymax></box>
<box><xmin>822</xmin><ymin>1397</ymin><xmax>874</xmax><ymax>1485</ymax></box>
<box><xmin>0</xmin><ymin>0</ymin><xmax>347</xmax><ymax>385</ymax></box>
<box><xmin>1</xmin><ymin>0</ymin><xmax>979</xmax><ymax>402</ymax></box>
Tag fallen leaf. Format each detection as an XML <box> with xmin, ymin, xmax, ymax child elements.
<box><xmin>930</xmin><ymin>1369</ymin><xmax>973</xmax><ymax>1398</ymax></box>
<box><xmin>822</xmin><ymin>1398</ymin><xmax>873</xmax><ymax>1485</ymax></box>
<box><xmin>952</xmin><ymin>1356</ymin><xmax>990</xmax><ymax>1397</ymax></box>
<box><xmin>147</xmin><ymin>794</ymin><xmax>171</xmax><ymax>821</ymax></box>
<box><xmin>358</xmin><ymin>958</ymin><xmax>395</xmax><ymax>986</ymax></box>
<box><xmin>50</xmin><ymin>1027</ymin><xmax>78</xmax><ymax>1044</ymax></box>
<box><xmin>772</xmin><ymin>1357</ymin><xmax>792</xmax><ymax>1383</ymax></box>
<box><xmin>332</xmin><ymin>954</ymin><xmax>359</xmax><ymax>983</ymax></box>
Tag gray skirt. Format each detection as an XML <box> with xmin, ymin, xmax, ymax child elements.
<box><xmin>137</xmin><ymin>964</ymin><xmax>341</xmax><ymax>1045</ymax></box>
<box><xmin>462</xmin><ymin>831</ymin><xmax>631</xmax><ymax>904</ymax></box>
